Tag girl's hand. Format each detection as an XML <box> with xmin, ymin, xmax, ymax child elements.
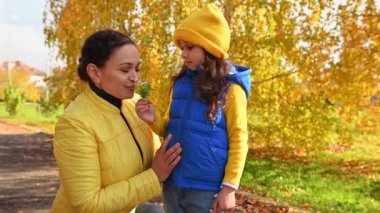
<box><xmin>151</xmin><ymin>134</ymin><xmax>182</xmax><ymax>182</ymax></box>
<box><xmin>212</xmin><ymin>185</ymin><xmax>236</xmax><ymax>213</ymax></box>
<box><xmin>135</xmin><ymin>98</ymin><xmax>156</xmax><ymax>124</ymax></box>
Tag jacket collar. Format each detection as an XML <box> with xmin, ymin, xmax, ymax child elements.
<box><xmin>88</xmin><ymin>82</ymin><xmax>122</xmax><ymax>111</ymax></box>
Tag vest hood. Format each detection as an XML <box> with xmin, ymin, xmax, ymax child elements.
<box><xmin>225</xmin><ymin>65</ymin><xmax>252</xmax><ymax>98</ymax></box>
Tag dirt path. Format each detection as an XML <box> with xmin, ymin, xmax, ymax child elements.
<box><xmin>0</xmin><ymin>121</ymin><xmax>36</xmax><ymax>134</ymax></box>
<box><xmin>0</xmin><ymin>132</ymin><xmax>59</xmax><ymax>213</ymax></box>
<box><xmin>0</xmin><ymin>121</ymin><xmax>306</xmax><ymax>213</ymax></box>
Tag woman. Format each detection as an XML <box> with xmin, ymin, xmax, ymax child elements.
<box><xmin>52</xmin><ymin>30</ymin><xmax>182</xmax><ymax>213</ymax></box>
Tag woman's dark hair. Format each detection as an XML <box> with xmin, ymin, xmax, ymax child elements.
<box><xmin>172</xmin><ymin>51</ymin><xmax>230</xmax><ymax>123</ymax></box>
<box><xmin>77</xmin><ymin>30</ymin><xmax>135</xmax><ymax>82</ymax></box>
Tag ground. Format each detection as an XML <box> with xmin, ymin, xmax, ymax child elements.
<box><xmin>0</xmin><ymin>121</ymin><xmax>304</xmax><ymax>213</ymax></box>
<box><xmin>0</xmin><ymin>122</ymin><xmax>58</xmax><ymax>213</ymax></box>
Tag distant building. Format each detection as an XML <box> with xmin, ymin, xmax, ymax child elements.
<box><xmin>0</xmin><ymin>60</ymin><xmax>47</xmax><ymax>87</ymax></box>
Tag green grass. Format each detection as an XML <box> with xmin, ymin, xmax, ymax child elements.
<box><xmin>317</xmin><ymin>140</ymin><xmax>380</xmax><ymax>163</ymax></box>
<box><xmin>0</xmin><ymin>102</ymin><xmax>62</xmax><ymax>132</ymax></box>
<box><xmin>243</xmin><ymin>115</ymin><xmax>380</xmax><ymax>213</ymax></box>
<box><xmin>241</xmin><ymin>157</ymin><xmax>380</xmax><ymax>213</ymax></box>
<box><xmin>1</xmin><ymin>101</ymin><xmax>379</xmax><ymax>212</ymax></box>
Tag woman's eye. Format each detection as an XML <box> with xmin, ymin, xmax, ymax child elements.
<box><xmin>120</xmin><ymin>69</ymin><xmax>129</xmax><ymax>73</ymax></box>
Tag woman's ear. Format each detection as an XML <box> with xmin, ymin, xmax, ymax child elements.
<box><xmin>86</xmin><ymin>63</ymin><xmax>102</xmax><ymax>86</ymax></box>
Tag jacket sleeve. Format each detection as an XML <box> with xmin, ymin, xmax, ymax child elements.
<box><xmin>222</xmin><ymin>84</ymin><xmax>249</xmax><ymax>188</ymax></box>
<box><xmin>149</xmin><ymin>90</ymin><xmax>172</xmax><ymax>137</ymax></box>
<box><xmin>54</xmin><ymin>115</ymin><xmax>161</xmax><ymax>213</ymax></box>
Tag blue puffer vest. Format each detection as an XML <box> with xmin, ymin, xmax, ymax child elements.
<box><xmin>164</xmin><ymin>64</ymin><xmax>251</xmax><ymax>192</ymax></box>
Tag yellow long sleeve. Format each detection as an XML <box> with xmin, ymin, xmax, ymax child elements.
<box><xmin>150</xmin><ymin>93</ymin><xmax>172</xmax><ymax>137</ymax></box>
<box><xmin>222</xmin><ymin>84</ymin><xmax>249</xmax><ymax>188</ymax></box>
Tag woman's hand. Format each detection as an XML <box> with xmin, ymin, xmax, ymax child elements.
<box><xmin>151</xmin><ymin>134</ymin><xmax>181</xmax><ymax>182</ymax></box>
<box><xmin>212</xmin><ymin>185</ymin><xmax>236</xmax><ymax>213</ymax></box>
<box><xmin>135</xmin><ymin>98</ymin><xmax>156</xmax><ymax>124</ymax></box>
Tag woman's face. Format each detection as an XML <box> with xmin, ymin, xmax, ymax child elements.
<box><xmin>178</xmin><ymin>40</ymin><xmax>205</xmax><ymax>70</ymax></box>
<box><xmin>98</xmin><ymin>44</ymin><xmax>140</xmax><ymax>100</ymax></box>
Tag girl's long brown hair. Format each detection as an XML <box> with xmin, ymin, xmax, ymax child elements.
<box><xmin>172</xmin><ymin>52</ymin><xmax>230</xmax><ymax>123</ymax></box>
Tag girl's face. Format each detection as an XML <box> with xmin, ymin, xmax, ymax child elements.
<box><xmin>178</xmin><ymin>40</ymin><xmax>205</xmax><ymax>70</ymax></box>
<box><xmin>97</xmin><ymin>44</ymin><xmax>140</xmax><ymax>99</ymax></box>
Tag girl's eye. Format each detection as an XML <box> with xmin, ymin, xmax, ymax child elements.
<box><xmin>180</xmin><ymin>45</ymin><xmax>193</xmax><ymax>51</ymax></box>
<box><xmin>120</xmin><ymin>69</ymin><xmax>129</xmax><ymax>73</ymax></box>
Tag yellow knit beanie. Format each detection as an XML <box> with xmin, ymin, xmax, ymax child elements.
<box><xmin>174</xmin><ymin>3</ymin><xmax>230</xmax><ymax>60</ymax></box>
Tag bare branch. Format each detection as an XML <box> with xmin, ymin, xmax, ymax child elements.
<box><xmin>252</xmin><ymin>70</ymin><xmax>299</xmax><ymax>85</ymax></box>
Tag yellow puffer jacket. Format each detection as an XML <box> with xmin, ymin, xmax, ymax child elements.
<box><xmin>52</xmin><ymin>87</ymin><xmax>162</xmax><ymax>213</ymax></box>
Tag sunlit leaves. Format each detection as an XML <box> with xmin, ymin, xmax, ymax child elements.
<box><xmin>43</xmin><ymin>0</ymin><xmax>380</xmax><ymax>154</ymax></box>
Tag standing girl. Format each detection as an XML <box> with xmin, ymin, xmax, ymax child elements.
<box><xmin>136</xmin><ymin>3</ymin><xmax>251</xmax><ymax>213</ymax></box>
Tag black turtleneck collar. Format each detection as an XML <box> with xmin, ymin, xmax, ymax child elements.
<box><xmin>89</xmin><ymin>82</ymin><xmax>122</xmax><ymax>109</ymax></box>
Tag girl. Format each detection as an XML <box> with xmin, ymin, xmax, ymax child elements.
<box><xmin>136</xmin><ymin>3</ymin><xmax>251</xmax><ymax>213</ymax></box>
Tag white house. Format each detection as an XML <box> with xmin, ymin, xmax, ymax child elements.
<box><xmin>1</xmin><ymin>60</ymin><xmax>47</xmax><ymax>88</ymax></box>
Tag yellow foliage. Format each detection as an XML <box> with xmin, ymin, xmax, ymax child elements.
<box><xmin>0</xmin><ymin>66</ymin><xmax>43</xmax><ymax>102</ymax></box>
<box><xmin>43</xmin><ymin>0</ymin><xmax>380</xmax><ymax>154</ymax></box>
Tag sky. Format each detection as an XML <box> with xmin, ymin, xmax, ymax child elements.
<box><xmin>0</xmin><ymin>0</ymin><xmax>50</xmax><ymax>72</ymax></box>
<box><xmin>0</xmin><ymin>0</ymin><xmax>379</xmax><ymax>74</ymax></box>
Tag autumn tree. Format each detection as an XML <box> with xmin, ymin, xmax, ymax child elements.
<box><xmin>0</xmin><ymin>66</ymin><xmax>43</xmax><ymax>102</ymax></box>
<box><xmin>44</xmin><ymin>0</ymin><xmax>380</xmax><ymax>154</ymax></box>
<box><xmin>0</xmin><ymin>69</ymin><xmax>7</xmax><ymax>100</ymax></box>
<box><xmin>10</xmin><ymin>67</ymin><xmax>43</xmax><ymax>102</ymax></box>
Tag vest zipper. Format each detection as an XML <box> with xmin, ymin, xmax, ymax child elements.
<box><xmin>175</xmin><ymin>80</ymin><xmax>194</xmax><ymax>186</ymax></box>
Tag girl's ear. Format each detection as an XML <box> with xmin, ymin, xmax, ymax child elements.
<box><xmin>86</xmin><ymin>63</ymin><xmax>102</xmax><ymax>86</ymax></box>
